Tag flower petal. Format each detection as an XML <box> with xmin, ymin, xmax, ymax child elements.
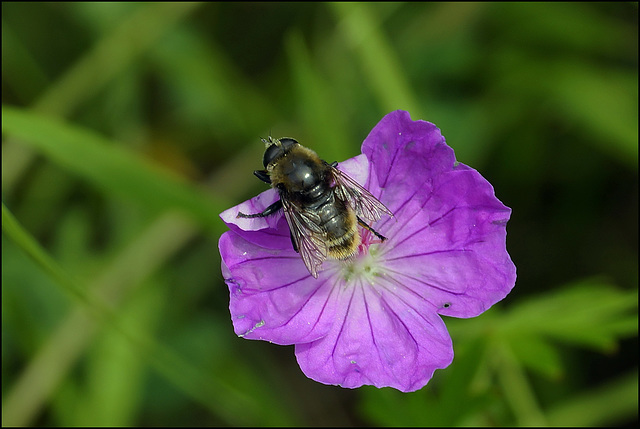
<box><xmin>219</xmin><ymin>189</ymin><xmax>293</xmax><ymax>250</ymax></box>
<box><xmin>220</xmin><ymin>230</ymin><xmax>341</xmax><ymax>344</ymax></box>
<box><xmin>218</xmin><ymin>110</ymin><xmax>516</xmax><ymax>392</ymax></box>
<box><xmin>335</xmin><ymin>154</ymin><xmax>370</xmax><ymax>185</ymax></box>
<box><xmin>218</xmin><ymin>154</ymin><xmax>376</xmax><ymax>345</ymax></box>
<box><xmin>295</xmin><ymin>280</ymin><xmax>453</xmax><ymax>392</ymax></box>
<box><xmin>380</xmin><ymin>164</ymin><xmax>516</xmax><ymax>318</ymax></box>
<box><xmin>362</xmin><ymin>110</ymin><xmax>454</xmax><ymax>212</ymax></box>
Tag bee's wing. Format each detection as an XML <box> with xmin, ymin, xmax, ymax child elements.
<box><xmin>281</xmin><ymin>198</ymin><xmax>328</xmax><ymax>278</ymax></box>
<box><xmin>330</xmin><ymin>164</ymin><xmax>393</xmax><ymax>222</ymax></box>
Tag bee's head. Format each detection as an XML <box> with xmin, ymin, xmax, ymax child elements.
<box><xmin>261</xmin><ymin>136</ymin><xmax>299</xmax><ymax>167</ymax></box>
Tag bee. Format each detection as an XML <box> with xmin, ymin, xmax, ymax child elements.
<box><xmin>237</xmin><ymin>137</ymin><xmax>393</xmax><ymax>278</ymax></box>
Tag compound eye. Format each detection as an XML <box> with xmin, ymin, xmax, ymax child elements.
<box><xmin>278</xmin><ymin>138</ymin><xmax>298</xmax><ymax>152</ymax></box>
<box><xmin>263</xmin><ymin>143</ymin><xmax>282</xmax><ymax>167</ymax></box>
<box><xmin>262</xmin><ymin>137</ymin><xmax>299</xmax><ymax>167</ymax></box>
<box><xmin>278</xmin><ymin>137</ymin><xmax>299</xmax><ymax>152</ymax></box>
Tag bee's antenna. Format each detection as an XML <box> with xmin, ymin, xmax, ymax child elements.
<box><xmin>261</xmin><ymin>133</ymin><xmax>276</xmax><ymax>147</ymax></box>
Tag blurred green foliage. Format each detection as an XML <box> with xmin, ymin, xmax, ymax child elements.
<box><xmin>2</xmin><ymin>2</ymin><xmax>637</xmax><ymax>426</ymax></box>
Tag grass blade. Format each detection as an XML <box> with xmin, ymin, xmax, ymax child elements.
<box><xmin>2</xmin><ymin>106</ymin><xmax>229</xmax><ymax>235</ymax></box>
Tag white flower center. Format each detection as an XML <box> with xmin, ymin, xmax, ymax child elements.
<box><xmin>340</xmin><ymin>230</ymin><xmax>386</xmax><ymax>284</ymax></box>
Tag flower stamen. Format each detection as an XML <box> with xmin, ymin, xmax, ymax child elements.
<box><xmin>339</xmin><ymin>228</ymin><xmax>387</xmax><ymax>284</ymax></box>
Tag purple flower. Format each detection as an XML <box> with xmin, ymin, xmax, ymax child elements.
<box><xmin>219</xmin><ymin>110</ymin><xmax>516</xmax><ymax>392</ymax></box>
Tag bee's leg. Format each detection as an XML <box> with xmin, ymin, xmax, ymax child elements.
<box><xmin>289</xmin><ymin>230</ymin><xmax>299</xmax><ymax>253</ymax></box>
<box><xmin>329</xmin><ymin>161</ymin><xmax>338</xmax><ymax>167</ymax></box>
<box><xmin>237</xmin><ymin>199</ymin><xmax>282</xmax><ymax>218</ymax></box>
<box><xmin>253</xmin><ymin>170</ymin><xmax>271</xmax><ymax>184</ymax></box>
<box><xmin>357</xmin><ymin>216</ymin><xmax>387</xmax><ymax>241</ymax></box>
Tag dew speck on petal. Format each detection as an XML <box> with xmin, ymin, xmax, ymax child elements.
<box><xmin>239</xmin><ymin>319</ymin><xmax>265</xmax><ymax>338</ymax></box>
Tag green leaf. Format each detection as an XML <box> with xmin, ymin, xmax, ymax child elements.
<box><xmin>508</xmin><ymin>334</ymin><xmax>563</xmax><ymax>379</ymax></box>
<box><xmin>437</xmin><ymin>338</ymin><xmax>495</xmax><ymax>425</ymax></box>
<box><xmin>549</xmin><ymin>62</ymin><xmax>638</xmax><ymax>167</ymax></box>
<box><xmin>492</xmin><ymin>340</ymin><xmax>548</xmax><ymax>426</ymax></box>
<box><xmin>286</xmin><ymin>30</ymin><xmax>353</xmax><ymax>163</ymax></box>
<box><xmin>2</xmin><ymin>106</ymin><xmax>230</xmax><ymax>236</ymax></box>
<box><xmin>547</xmin><ymin>371</ymin><xmax>639</xmax><ymax>426</ymax></box>
<box><xmin>1</xmin><ymin>204</ymin><xmax>258</xmax><ymax>426</ymax></box>
<box><xmin>499</xmin><ymin>279</ymin><xmax>638</xmax><ymax>351</ymax></box>
<box><xmin>150</xmin><ymin>27</ymin><xmax>276</xmax><ymax>139</ymax></box>
<box><xmin>359</xmin><ymin>339</ymin><xmax>493</xmax><ymax>427</ymax></box>
<box><xmin>329</xmin><ymin>2</ymin><xmax>424</xmax><ymax>117</ymax></box>
<box><xmin>33</xmin><ymin>2</ymin><xmax>202</xmax><ymax>116</ymax></box>
<box><xmin>77</xmin><ymin>281</ymin><xmax>165</xmax><ymax>426</ymax></box>
<box><xmin>358</xmin><ymin>386</ymin><xmax>441</xmax><ymax>427</ymax></box>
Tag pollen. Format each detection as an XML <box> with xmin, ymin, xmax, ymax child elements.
<box><xmin>340</xmin><ymin>229</ymin><xmax>385</xmax><ymax>284</ymax></box>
